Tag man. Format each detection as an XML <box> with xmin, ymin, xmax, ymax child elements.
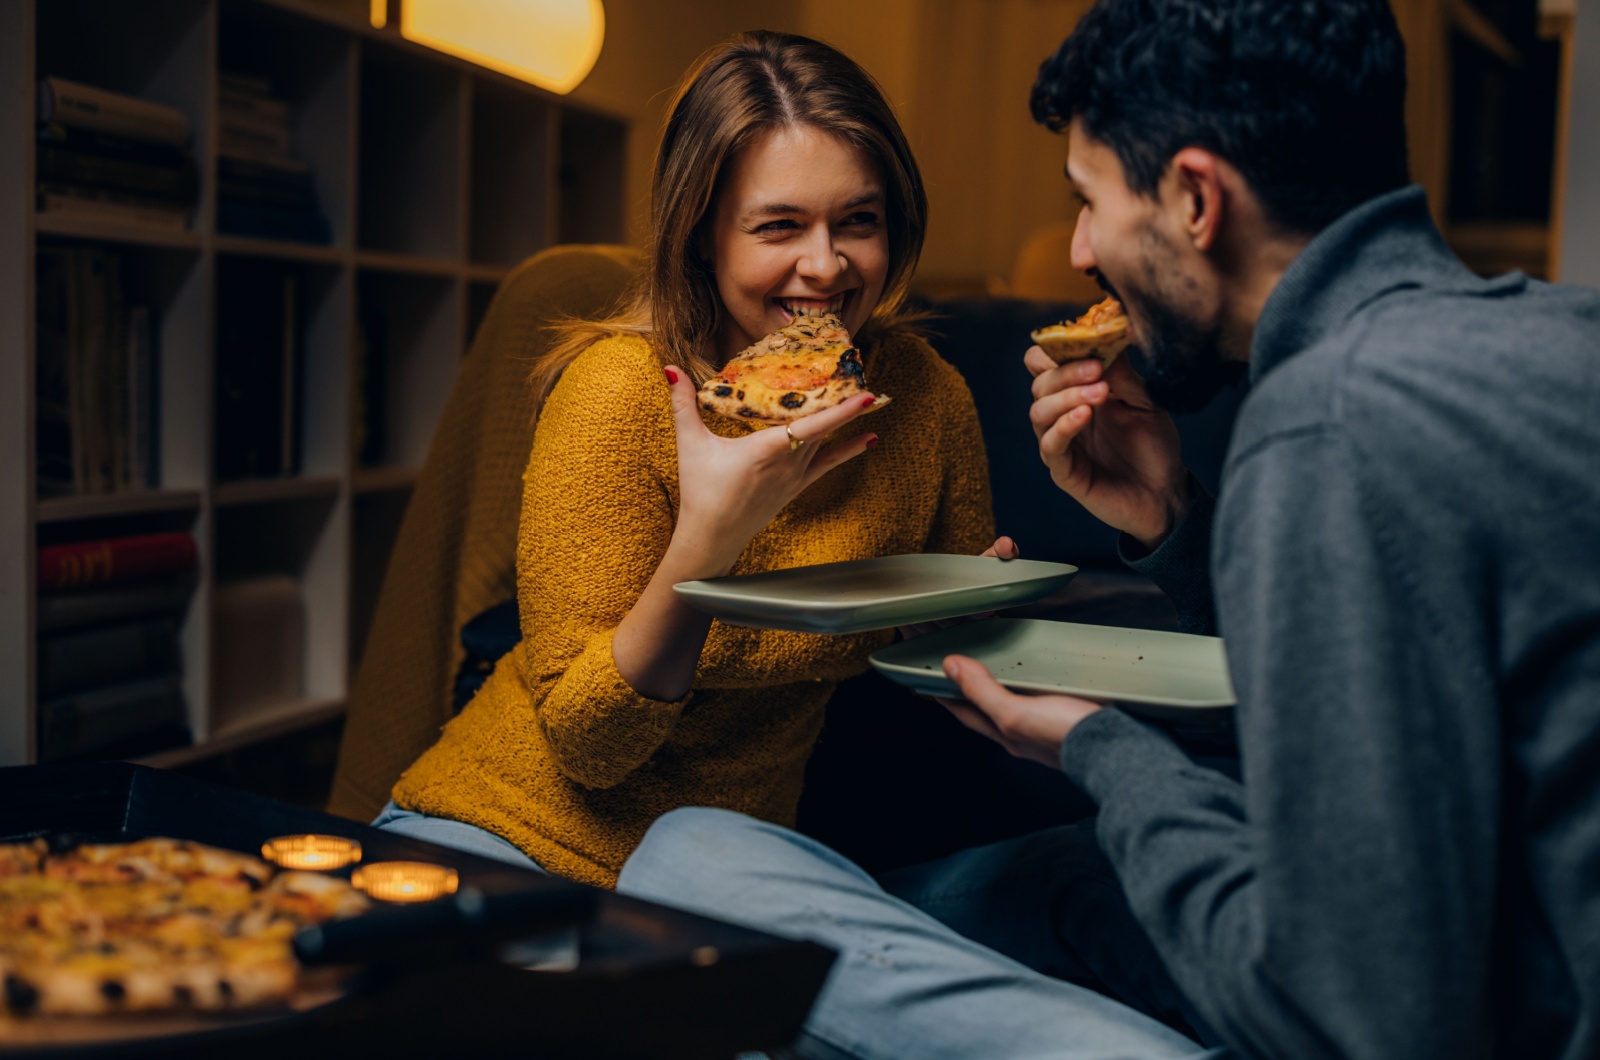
<box><xmin>618</xmin><ymin>2</ymin><xmax>1600</xmax><ymax>1058</ymax></box>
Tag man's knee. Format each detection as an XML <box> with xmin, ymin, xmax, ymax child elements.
<box><xmin>621</xmin><ymin>807</ymin><xmax>767</xmax><ymax>899</ymax></box>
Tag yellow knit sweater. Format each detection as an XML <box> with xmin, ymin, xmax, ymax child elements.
<box><xmin>392</xmin><ymin>330</ymin><xmax>993</xmax><ymax>888</ymax></box>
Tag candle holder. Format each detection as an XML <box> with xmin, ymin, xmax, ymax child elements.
<box><xmin>352</xmin><ymin>861</ymin><xmax>460</xmax><ymax>903</ymax></box>
<box><xmin>261</xmin><ymin>834</ymin><xmax>362</xmax><ymax>871</ymax></box>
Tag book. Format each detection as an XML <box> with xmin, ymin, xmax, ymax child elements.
<box><xmin>37</xmin><ymin>675</ymin><xmax>189</xmax><ymax>763</ymax></box>
<box><xmin>36</xmin><ymin>576</ymin><xmax>195</xmax><ymax>633</ymax></box>
<box><xmin>37</xmin><ymin>616</ymin><xmax>181</xmax><ymax>698</ymax></box>
<box><xmin>37</xmin><ymin>76</ymin><xmax>191</xmax><ymax>148</ymax></box>
<box><xmin>38</xmin><ymin>187</ymin><xmax>192</xmax><ymax>230</ymax></box>
<box><xmin>37</xmin><ymin>531</ymin><xmax>199</xmax><ymax>591</ymax></box>
<box><xmin>37</xmin><ymin>123</ymin><xmax>195</xmax><ymax>169</ymax></box>
<box><xmin>218</xmin><ymin>117</ymin><xmax>293</xmax><ymax>161</ymax></box>
<box><xmin>37</xmin><ymin>142</ymin><xmax>199</xmax><ymax>202</ymax></box>
<box><xmin>34</xmin><ymin>248</ymin><xmax>162</xmax><ymax>499</ymax></box>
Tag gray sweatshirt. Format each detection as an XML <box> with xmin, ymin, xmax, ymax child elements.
<box><xmin>1061</xmin><ymin>186</ymin><xmax>1600</xmax><ymax>1059</ymax></box>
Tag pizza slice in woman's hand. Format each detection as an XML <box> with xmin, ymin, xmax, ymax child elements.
<box><xmin>697</xmin><ymin>313</ymin><xmax>891</xmax><ymax>424</ymax></box>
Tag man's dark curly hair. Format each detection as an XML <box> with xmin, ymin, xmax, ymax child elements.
<box><xmin>1032</xmin><ymin>0</ymin><xmax>1411</xmax><ymax>235</ymax></box>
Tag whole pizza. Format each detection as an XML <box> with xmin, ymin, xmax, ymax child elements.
<box><xmin>0</xmin><ymin>837</ymin><xmax>369</xmax><ymax>1018</ymax></box>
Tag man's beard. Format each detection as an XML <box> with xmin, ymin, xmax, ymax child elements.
<box><xmin>1091</xmin><ymin>258</ymin><xmax>1244</xmax><ymax>416</ymax></box>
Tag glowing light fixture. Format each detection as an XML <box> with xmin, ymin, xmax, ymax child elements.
<box><xmin>378</xmin><ymin>0</ymin><xmax>605</xmax><ymax>96</ymax></box>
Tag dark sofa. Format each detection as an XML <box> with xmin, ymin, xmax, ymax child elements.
<box><xmin>795</xmin><ymin>296</ymin><xmax>1246</xmax><ymax>873</ymax></box>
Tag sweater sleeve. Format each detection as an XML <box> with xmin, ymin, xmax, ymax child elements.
<box><xmin>1062</xmin><ymin>426</ymin><xmax>1501</xmax><ymax>1060</ymax></box>
<box><xmin>923</xmin><ymin>360</ymin><xmax>997</xmax><ymax>556</ymax></box>
<box><xmin>1118</xmin><ymin>475</ymin><xmax>1217</xmax><ymax>634</ymax></box>
<box><xmin>514</xmin><ymin>342</ymin><xmax>692</xmax><ymax>790</ymax></box>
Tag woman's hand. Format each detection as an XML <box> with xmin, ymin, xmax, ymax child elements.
<box><xmin>1025</xmin><ymin>348</ymin><xmax>1190</xmax><ymax>552</ymax></box>
<box><xmin>663</xmin><ymin>365</ymin><xmax>880</xmax><ymax>577</ymax></box>
<box><xmin>897</xmin><ymin>536</ymin><xmax>1019</xmax><ymax>641</ymax></box>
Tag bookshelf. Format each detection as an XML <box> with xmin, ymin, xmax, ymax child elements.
<box><xmin>0</xmin><ymin>0</ymin><xmax>628</xmax><ymax>767</ymax></box>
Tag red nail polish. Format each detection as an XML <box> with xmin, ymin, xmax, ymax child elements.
<box><xmin>865</xmin><ymin>435</ymin><xmax>879</xmax><ymax>449</ymax></box>
<box><xmin>664</xmin><ymin>366</ymin><xmax>679</xmax><ymax>384</ymax></box>
<box><xmin>861</xmin><ymin>394</ymin><xmax>877</xmax><ymax>407</ymax></box>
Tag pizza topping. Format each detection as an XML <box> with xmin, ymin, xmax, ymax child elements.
<box><xmin>697</xmin><ymin>312</ymin><xmax>889</xmax><ymax>425</ymax></box>
<box><xmin>1030</xmin><ymin>296</ymin><xmax>1131</xmax><ymax>367</ymax></box>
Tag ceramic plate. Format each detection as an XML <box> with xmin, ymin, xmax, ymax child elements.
<box><xmin>869</xmin><ymin>617</ymin><xmax>1235</xmax><ymax>724</ymax></box>
<box><xmin>672</xmin><ymin>554</ymin><xmax>1078</xmax><ymax>635</ymax></box>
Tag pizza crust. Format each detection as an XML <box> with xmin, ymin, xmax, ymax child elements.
<box><xmin>1030</xmin><ymin>296</ymin><xmax>1130</xmax><ymax>367</ymax></box>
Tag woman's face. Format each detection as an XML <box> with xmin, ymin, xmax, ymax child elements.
<box><xmin>704</xmin><ymin>124</ymin><xmax>889</xmax><ymax>364</ymax></box>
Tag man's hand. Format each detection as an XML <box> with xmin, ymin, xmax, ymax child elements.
<box><xmin>1026</xmin><ymin>348</ymin><xmax>1190</xmax><ymax>552</ymax></box>
<box><xmin>936</xmin><ymin>655</ymin><xmax>1103</xmax><ymax>769</ymax></box>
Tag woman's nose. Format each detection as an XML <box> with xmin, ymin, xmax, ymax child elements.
<box><xmin>796</xmin><ymin>226</ymin><xmax>846</xmax><ymax>283</ymax></box>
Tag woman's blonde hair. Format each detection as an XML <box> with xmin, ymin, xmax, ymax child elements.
<box><xmin>532</xmin><ymin>30</ymin><xmax>929</xmax><ymax>412</ymax></box>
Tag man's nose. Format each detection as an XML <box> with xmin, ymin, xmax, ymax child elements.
<box><xmin>1069</xmin><ymin>206</ymin><xmax>1095</xmax><ymax>272</ymax></box>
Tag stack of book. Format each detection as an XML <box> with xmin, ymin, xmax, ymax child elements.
<box><xmin>216</xmin><ymin>73</ymin><xmax>330</xmax><ymax>244</ymax></box>
<box><xmin>36</xmin><ymin>247</ymin><xmax>159</xmax><ymax>497</ymax></box>
<box><xmin>35</xmin><ymin>531</ymin><xmax>197</xmax><ymax>763</ymax></box>
<box><xmin>35</xmin><ymin>76</ymin><xmax>197</xmax><ymax>230</ymax></box>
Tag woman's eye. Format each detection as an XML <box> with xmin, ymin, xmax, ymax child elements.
<box><xmin>842</xmin><ymin>212</ymin><xmax>880</xmax><ymax>228</ymax></box>
<box><xmin>755</xmin><ymin>219</ymin><xmax>799</xmax><ymax>234</ymax></box>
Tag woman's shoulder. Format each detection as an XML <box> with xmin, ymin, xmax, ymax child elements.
<box><xmin>543</xmin><ymin>332</ymin><xmax>668</xmax><ymax>428</ymax></box>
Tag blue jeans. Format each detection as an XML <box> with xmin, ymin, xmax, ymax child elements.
<box><xmin>618</xmin><ymin>808</ymin><xmax>1232</xmax><ymax>1060</ymax></box>
<box><xmin>371</xmin><ymin>801</ymin><xmax>546</xmax><ymax>872</ymax></box>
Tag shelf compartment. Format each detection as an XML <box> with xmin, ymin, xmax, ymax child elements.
<box><xmin>218</xmin><ymin>0</ymin><xmax>356</xmax><ymax>248</ymax></box>
<box><xmin>35</xmin><ymin>241</ymin><xmax>209</xmax><ymax>499</ymax></box>
<box><xmin>213</xmin><ymin>233</ymin><xmax>347</xmax><ymax>265</ymax></box>
<box><xmin>35</xmin><ymin>0</ymin><xmax>213</xmax><ymax>166</ymax></box>
<box><xmin>469</xmin><ymin>77</ymin><xmax>553</xmax><ymax>267</ymax></box>
<box><xmin>213</xmin><ymin>256</ymin><xmax>348</xmax><ymax>482</ymax></box>
<box><xmin>355</xmin><ymin>269</ymin><xmax>458</xmax><ymax>471</ymax></box>
<box><xmin>358</xmin><ymin>40</ymin><xmax>463</xmax><ymax>258</ymax></box>
<box><xmin>35</xmin><ymin>213</ymin><xmax>203</xmax><ymax>251</ymax></box>
<box><xmin>556</xmin><ymin>108</ymin><xmax>627</xmax><ymax>245</ymax></box>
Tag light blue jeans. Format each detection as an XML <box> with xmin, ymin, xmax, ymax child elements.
<box><xmin>371</xmin><ymin>801</ymin><xmax>546</xmax><ymax>871</ymax></box>
<box><xmin>618</xmin><ymin>807</ymin><xmax>1233</xmax><ymax>1060</ymax></box>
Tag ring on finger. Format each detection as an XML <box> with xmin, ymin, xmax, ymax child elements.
<box><xmin>785</xmin><ymin>424</ymin><xmax>807</xmax><ymax>452</ymax></box>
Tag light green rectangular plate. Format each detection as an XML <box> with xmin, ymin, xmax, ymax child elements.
<box><xmin>870</xmin><ymin>618</ymin><xmax>1236</xmax><ymax>724</ymax></box>
<box><xmin>673</xmin><ymin>555</ymin><xmax>1078</xmax><ymax>635</ymax></box>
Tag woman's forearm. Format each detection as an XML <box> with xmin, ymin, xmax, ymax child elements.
<box><xmin>610</xmin><ymin>530</ymin><xmax>737</xmax><ymax>701</ymax></box>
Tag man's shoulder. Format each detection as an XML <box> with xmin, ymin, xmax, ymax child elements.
<box><xmin>1238</xmin><ymin>276</ymin><xmax>1600</xmax><ymax>453</ymax></box>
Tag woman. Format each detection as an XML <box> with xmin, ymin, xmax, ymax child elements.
<box><xmin>376</xmin><ymin>30</ymin><xmax>1008</xmax><ymax>887</ymax></box>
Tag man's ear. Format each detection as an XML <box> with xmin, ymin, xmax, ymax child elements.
<box><xmin>1167</xmin><ymin>147</ymin><xmax>1225</xmax><ymax>253</ymax></box>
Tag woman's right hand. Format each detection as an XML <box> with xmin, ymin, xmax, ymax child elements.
<box><xmin>1024</xmin><ymin>347</ymin><xmax>1190</xmax><ymax>552</ymax></box>
<box><xmin>662</xmin><ymin>366</ymin><xmax>880</xmax><ymax>575</ymax></box>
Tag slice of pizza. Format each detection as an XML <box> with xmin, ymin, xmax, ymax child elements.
<box><xmin>1030</xmin><ymin>296</ymin><xmax>1131</xmax><ymax>367</ymax></box>
<box><xmin>697</xmin><ymin>313</ymin><xmax>890</xmax><ymax>425</ymax></box>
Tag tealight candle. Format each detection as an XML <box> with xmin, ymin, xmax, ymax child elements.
<box><xmin>261</xmin><ymin>834</ymin><xmax>362</xmax><ymax>870</ymax></box>
<box><xmin>351</xmin><ymin>861</ymin><xmax>460</xmax><ymax>903</ymax></box>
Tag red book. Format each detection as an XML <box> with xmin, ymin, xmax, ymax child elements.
<box><xmin>38</xmin><ymin>532</ymin><xmax>198</xmax><ymax>591</ymax></box>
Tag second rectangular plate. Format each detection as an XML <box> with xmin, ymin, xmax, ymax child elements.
<box><xmin>870</xmin><ymin>618</ymin><xmax>1236</xmax><ymax>725</ymax></box>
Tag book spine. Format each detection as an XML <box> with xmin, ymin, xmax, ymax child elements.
<box><xmin>36</xmin><ymin>577</ymin><xmax>194</xmax><ymax>633</ymax></box>
<box><xmin>37</xmin><ymin>76</ymin><xmax>191</xmax><ymax>148</ymax></box>
<box><xmin>37</xmin><ymin>144</ymin><xmax>199</xmax><ymax>202</ymax></box>
<box><xmin>38</xmin><ymin>190</ymin><xmax>192</xmax><ymax>230</ymax></box>
<box><xmin>38</xmin><ymin>531</ymin><xmax>199</xmax><ymax>591</ymax></box>
<box><xmin>37</xmin><ymin>617</ymin><xmax>180</xmax><ymax>698</ymax></box>
<box><xmin>37</xmin><ymin>675</ymin><xmax>188</xmax><ymax>763</ymax></box>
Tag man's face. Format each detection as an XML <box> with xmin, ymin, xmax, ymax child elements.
<box><xmin>1065</xmin><ymin>118</ymin><xmax>1240</xmax><ymax>413</ymax></box>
